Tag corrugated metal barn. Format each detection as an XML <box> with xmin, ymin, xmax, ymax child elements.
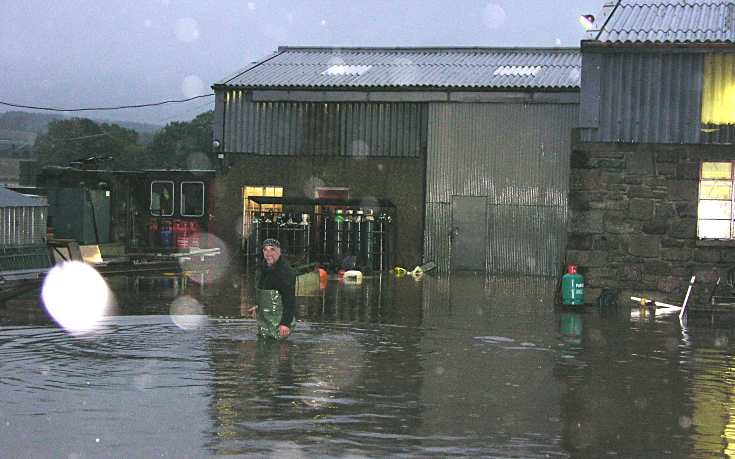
<box><xmin>213</xmin><ymin>46</ymin><xmax>580</xmax><ymax>275</ymax></box>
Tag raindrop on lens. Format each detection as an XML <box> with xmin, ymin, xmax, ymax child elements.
<box><xmin>482</xmin><ymin>3</ymin><xmax>507</xmax><ymax>29</ymax></box>
<box><xmin>181</xmin><ymin>75</ymin><xmax>205</xmax><ymax>99</ymax></box>
<box><xmin>41</xmin><ymin>261</ymin><xmax>110</xmax><ymax>334</ymax></box>
<box><xmin>175</xmin><ymin>17</ymin><xmax>200</xmax><ymax>43</ymax></box>
<box><xmin>170</xmin><ymin>295</ymin><xmax>207</xmax><ymax>330</ymax></box>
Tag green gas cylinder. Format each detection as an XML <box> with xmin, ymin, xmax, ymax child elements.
<box><xmin>561</xmin><ymin>264</ymin><xmax>585</xmax><ymax>305</ymax></box>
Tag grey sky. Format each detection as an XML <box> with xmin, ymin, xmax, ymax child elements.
<box><xmin>1</xmin><ymin>0</ymin><xmax>603</xmax><ymax>126</ymax></box>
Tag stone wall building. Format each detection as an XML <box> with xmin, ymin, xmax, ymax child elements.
<box><xmin>569</xmin><ymin>1</ymin><xmax>735</xmax><ymax>306</ymax></box>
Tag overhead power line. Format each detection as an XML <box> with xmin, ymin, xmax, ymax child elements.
<box><xmin>0</xmin><ymin>94</ymin><xmax>214</xmax><ymax>112</ymax></box>
<box><xmin>158</xmin><ymin>99</ymin><xmax>215</xmax><ymax>124</ymax></box>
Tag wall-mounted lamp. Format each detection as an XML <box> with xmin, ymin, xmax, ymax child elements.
<box><xmin>579</xmin><ymin>14</ymin><xmax>595</xmax><ymax>30</ymax></box>
<box><xmin>212</xmin><ymin>139</ymin><xmax>222</xmax><ymax>150</ymax></box>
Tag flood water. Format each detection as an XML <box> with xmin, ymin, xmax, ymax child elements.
<box><xmin>2</xmin><ymin>269</ymin><xmax>735</xmax><ymax>458</ymax></box>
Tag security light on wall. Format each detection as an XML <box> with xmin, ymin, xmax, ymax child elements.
<box><xmin>212</xmin><ymin>139</ymin><xmax>221</xmax><ymax>150</ymax></box>
<box><xmin>579</xmin><ymin>14</ymin><xmax>595</xmax><ymax>30</ymax></box>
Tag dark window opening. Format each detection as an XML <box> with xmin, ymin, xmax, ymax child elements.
<box><xmin>151</xmin><ymin>181</ymin><xmax>174</xmax><ymax>216</ymax></box>
<box><xmin>181</xmin><ymin>181</ymin><xmax>205</xmax><ymax>217</ymax></box>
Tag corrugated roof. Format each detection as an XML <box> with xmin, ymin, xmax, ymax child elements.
<box><xmin>594</xmin><ymin>0</ymin><xmax>735</xmax><ymax>44</ymax></box>
<box><xmin>0</xmin><ymin>187</ymin><xmax>45</xmax><ymax>207</ymax></box>
<box><xmin>218</xmin><ymin>47</ymin><xmax>581</xmax><ymax>90</ymax></box>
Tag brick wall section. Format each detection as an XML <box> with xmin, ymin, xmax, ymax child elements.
<box><xmin>567</xmin><ymin>140</ymin><xmax>735</xmax><ymax>307</ymax></box>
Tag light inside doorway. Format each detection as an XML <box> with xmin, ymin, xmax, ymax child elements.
<box><xmin>241</xmin><ymin>185</ymin><xmax>283</xmax><ymax>250</ymax></box>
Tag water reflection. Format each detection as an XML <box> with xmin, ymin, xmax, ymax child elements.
<box><xmin>2</xmin><ymin>271</ymin><xmax>735</xmax><ymax>456</ymax></box>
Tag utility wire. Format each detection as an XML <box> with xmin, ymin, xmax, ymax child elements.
<box><xmin>0</xmin><ymin>94</ymin><xmax>214</xmax><ymax>112</ymax></box>
<box><xmin>157</xmin><ymin>99</ymin><xmax>215</xmax><ymax>124</ymax></box>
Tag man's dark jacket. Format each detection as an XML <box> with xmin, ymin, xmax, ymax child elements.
<box><xmin>257</xmin><ymin>257</ymin><xmax>296</xmax><ymax>327</ymax></box>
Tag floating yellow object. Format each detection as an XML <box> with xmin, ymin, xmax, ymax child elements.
<box><xmin>343</xmin><ymin>270</ymin><xmax>363</xmax><ymax>284</ymax></box>
<box><xmin>393</xmin><ymin>266</ymin><xmax>407</xmax><ymax>277</ymax></box>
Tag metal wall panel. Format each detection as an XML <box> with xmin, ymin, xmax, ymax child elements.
<box><xmin>427</xmin><ymin>103</ymin><xmax>576</xmax><ymax>204</ymax></box>
<box><xmin>222</xmin><ymin>93</ymin><xmax>427</xmax><ymax>157</ymax></box>
<box><xmin>424</xmin><ymin>102</ymin><xmax>576</xmax><ymax>275</ymax></box>
<box><xmin>0</xmin><ymin>206</ymin><xmax>47</xmax><ymax>247</ymax></box>
<box><xmin>487</xmin><ymin>204</ymin><xmax>566</xmax><ymax>276</ymax></box>
<box><xmin>579</xmin><ymin>52</ymin><xmax>703</xmax><ymax>144</ymax></box>
<box><xmin>424</xmin><ymin>203</ymin><xmax>452</xmax><ymax>273</ymax></box>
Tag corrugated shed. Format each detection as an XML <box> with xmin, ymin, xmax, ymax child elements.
<box><xmin>219</xmin><ymin>47</ymin><xmax>581</xmax><ymax>90</ymax></box>
<box><xmin>424</xmin><ymin>103</ymin><xmax>576</xmax><ymax>275</ymax></box>
<box><xmin>594</xmin><ymin>0</ymin><xmax>735</xmax><ymax>44</ymax></box>
<box><xmin>222</xmin><ymin>95</ymin><xmax>427</xmax><ymax>156</ymax></box>
<box><xmin>578</xmin><ymin>52</ymin><xmax>703</xmax><ymax>143</ymax></box>
<box><xmin>1</xmin><ymin>207</ymin><xmax>47</xmax><ymax>246</ymax></box>
<box><xmin>424</xmin><ymin>203</ymin><xmax>452</xmax><ymax>272</ymax></box>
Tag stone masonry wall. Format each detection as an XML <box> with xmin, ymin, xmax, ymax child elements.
<box><xmin>567</xmin><ymin>141</ymin><xmax>735</xmax><ymax>307</ymax></box>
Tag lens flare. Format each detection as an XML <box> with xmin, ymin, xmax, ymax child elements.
<box><xmin>186</xmin><ymin>151</ymin><xmax>211</xmax><ymax>170</ymax></box>
<box><xmin>175</xmin><ymin>17</ymin><xmax>200</xmax><ymax>43</ymax></box>
<box><xmin>170</xmin><ymin>295</ymin><xmax>208</xmax><ymax>330</ymax></box>
<box><xmin>182</xmin><ymin>233</ymin><xmax>230</xmax><ymax>283</ymax></box>
<box><xmin>482</xmin><ymin>3</ymin><xmax>507</xmax><ymax>30</ymax></box>
<box><xmin>181</xmin><ymin>74</ymin><xmax>205</xmax><ymax>99</ymax></box>
<box><xmin>41</xmin><ymin>261</ymin><xmax>111</xmax><ymax>334</ymax></box>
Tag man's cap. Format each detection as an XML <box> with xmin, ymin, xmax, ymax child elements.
<box><xmin>262</xmin><ymin>238</ymin><xmax>281</xmax><ymax>249</ymax></box>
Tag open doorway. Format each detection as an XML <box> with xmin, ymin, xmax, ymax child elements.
<box><xmin>241</xmin><ymin>185</ymin><xmax>283</xmax><ymax>254</ymax></box>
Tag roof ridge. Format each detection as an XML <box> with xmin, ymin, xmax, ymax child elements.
<box><xmin>278</xmin><ymin>46</ymin><xmax>580</xmax><ymax>53</ymax></box>
<box><xmin>624</xmin><ymin>1</ymin><xmax>733</xmax><ymax>6</ymax></box>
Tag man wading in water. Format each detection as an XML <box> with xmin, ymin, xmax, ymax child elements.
<box><xmin>247</xmin><ymin>238</ymin><xmax>296</xmax><ymax>339</ymax></box>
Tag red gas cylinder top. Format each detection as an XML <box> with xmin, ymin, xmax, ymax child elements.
<box><xmin>567</xmin><ymin>265</ymin><xmax>577</xmax><ymax>274</ymax></box>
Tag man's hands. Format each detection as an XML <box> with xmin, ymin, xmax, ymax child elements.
<box><xmin>242</xmin><ymin>304</ymin><xmax>290</xmax><ymax>337</ymax></box>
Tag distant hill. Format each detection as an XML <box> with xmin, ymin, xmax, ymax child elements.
<box><xmin>90</xmin><ymin>117</ymin><xmax>162</xmax><ymax>134</ymax></box>
<box><xmin>0</xmin><ymin>111</ymin><xmax>63</xmax><ymax>134</ymax></box>
<box><xmin>0</xmin><ymin>129</ymin><xmax>37</xmax><ymax>144</ymax></box>
<box><xmin>0</xmin><ymin>111</ymin><xmax>162</xmax><ymax>136</ymax></box>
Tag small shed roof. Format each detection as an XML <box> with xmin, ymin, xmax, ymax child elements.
<box><xmin>0</xmin><ymin>187</ymin><xmax>46</xmax><ymax>207</ymax></box>
<box><xmin>592</xmin><ymin>0</ymin><xmax>735</xmax><ymax>44</ymax></box>
<box><xmin>217</xmin><ymin>47</ymin><xmax>581</xmax><ymax>90</ymax></box>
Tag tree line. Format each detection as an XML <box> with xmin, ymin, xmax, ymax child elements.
<box><xmin>34</xmin><ymin>110</ymin><xmax>214</xmax><ymax>170</ymax></box>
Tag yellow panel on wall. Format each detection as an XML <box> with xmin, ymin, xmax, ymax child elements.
<box><xmin>702</xmin><ymin>54</ymin><xmax>735</xmax><ymax>125</ymax></box>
